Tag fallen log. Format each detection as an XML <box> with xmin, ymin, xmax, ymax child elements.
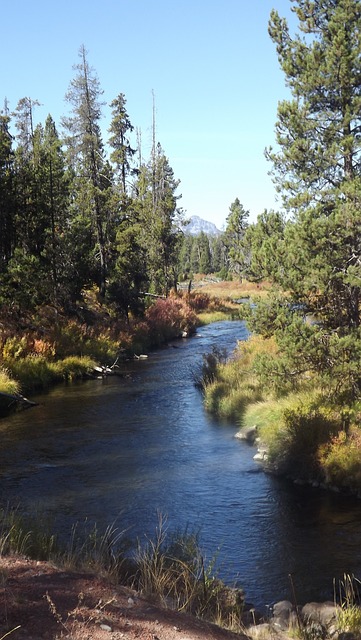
<box><xmin>0</xmin><ymin>392</ymin><xmax>37</xmax><ymax>417</ymax></box>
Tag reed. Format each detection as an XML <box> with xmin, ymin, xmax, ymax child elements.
<box><xmin>134</xmin><ymin>513</ymin><xmax>244</xmax><ymax>626</ymax></box>
<box><xmin>335</xmin><ymin>574</ymin><xmax>361</xmax><ymax>635</ymax></box>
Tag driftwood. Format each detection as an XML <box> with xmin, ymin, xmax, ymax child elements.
<box><xmin>140</xmin><ymin>292</ymin><xmax>166</xmax><ymax>299</ymax></box>
<box><xmin>0</xmin><ymin>392</ymin><xmax>37</xmax><ymax>417</ymax></box>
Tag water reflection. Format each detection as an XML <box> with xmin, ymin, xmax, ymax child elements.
<box><xmin>1</xmin><ymin>321</ymin><xmax>361</xmax><ymax>609</ymax></box>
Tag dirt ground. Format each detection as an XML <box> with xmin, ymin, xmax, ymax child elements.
<box><xmin>0</xmin><ymin>555</ymin><xmax>250</xmax><ymax>640</ymax></box>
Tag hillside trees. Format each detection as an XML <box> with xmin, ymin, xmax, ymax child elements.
<box><xmin>245</xmin><ymin>0</ymin><xmax>361</xmax><ymax>398</ymax></box>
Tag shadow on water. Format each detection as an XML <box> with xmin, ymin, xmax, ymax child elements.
<box><xmin>1</xmin><ymin>320</ymin><xmax>361</xmax><ymax>609</ymax></box>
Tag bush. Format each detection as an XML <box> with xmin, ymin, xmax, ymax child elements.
<box><xmin>145</xmin><ymin>296</ymin><xmax>198</xmax><ymax>346</ymax></box>
<box><xmin>319</xmin><ymin>428</ymin><xmax>361</xmax><ymax>491</ymax></box>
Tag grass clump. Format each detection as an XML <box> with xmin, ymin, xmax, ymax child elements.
<box><xmin>335</xmin><ymin>574</ymin><xmax>361</xmax><ymax>636</ymax></box>
<box><xmin>134</xmin><ymin>514</ymin><xmax>244</xmax><ymax>629</ymax></box>
<box><xmin>0</xmin><ymin>505</ymin><xmax>57</xmax><ymax>560</ymax></box>
<box><xmin>201</xmin><ymin>336</ymin><xmax>272</xmax><ymax>421</ymax></box>
<box><xmin>0</xmin><ymin>369</ymin><xmax>20</xmax><ymax>396</ymax></box>
<box><xmin>319</xmin><ymin>426</ymin><xmax>361</xmax><ymax>492</ymax></box>
<box><xmin>244</xmin><ymin>392</ymin><xmax>340</xmax><ymax>478</ymax></box>
<box><xmin>5</xmin><ymin>355</ymin><xmax>96</xmax><ymax>392</ymax></box>
<box><xmin>50</xmin><ymin>356</ymin><xmax>97</xmax><ymax>382</ymax></box>
<box><xmin>6</xmin><ymin>355</ymin><xmax>57</xmax><ymax>392</ymax></box>
<box><xmin>197</xmin><ymin>310</ymin><xmax>235</xmax><ymax>325</ymax></box>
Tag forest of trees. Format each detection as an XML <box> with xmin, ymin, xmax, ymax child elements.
<box><xmin>0</xmin><ymin>46</ymin><xmax>192</xmax><ymax>320</ymax></box>
<box><xmin>0</xmin><ymin>44</ymin><xmax>251</xmax><ymax>322</ymax></box>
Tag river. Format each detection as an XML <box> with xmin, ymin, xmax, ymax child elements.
<box><xmin>1</xmin><ymin>320</ymin><xmax>361</xmax><ymax>610</ymax></box>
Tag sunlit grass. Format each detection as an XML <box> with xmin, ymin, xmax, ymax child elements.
<box><xmin>0</xmin><ymin>368</ymin><xmax>20</xmax><ymax>396</ymax></box>
<box><xmin>192</xmin><ymin>278</ymin><xmax>270</xmax><ymax>301</ymax></box>
<box><xmin>197</xmin><ymin>310</ymin><xmax>236</xmax><ymax>325</ymax></box>
<box><xmin>4</xmin><ymin>355</ymin><xmax>96</xmax><ymax>392</ymax></box>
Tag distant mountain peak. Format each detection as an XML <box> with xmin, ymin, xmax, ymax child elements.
<box><xmin>182</xmin><ymin>215</ymin><xmax>221</xmax><ymax>236</ymax></box>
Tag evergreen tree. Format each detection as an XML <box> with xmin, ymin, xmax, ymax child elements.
<box><xmin>178</xmin><ymin>233</ymin><xmax>194</xmax><ymax>279</ymax></box>
<box><xmin>63</xmin><ymin>45</ymin><xmax>110</xmax><ymax>297</ymax></box>
<box><xmin>198</xmin><ymin>232</ymin><xmax>212</xmax><ymax>274</ymax></box>
<box><xmin>247</xmin><ymin>0</ymin><xmax>361</xmax><ymax>397</ymax></box>
<box><xmin>267</xmin><ymin>0</ymin><xmax>361</xmax><ymax>210</ymax></box>
<box><xmin>223</xmin><ymin>198</ymin><xmax>249</xmax><ymax>278</ymax></box>
<box><xmin>190</xmin><ymin>235</ymin><xmax>200</xmax><ymax>274</ymax></box>
<box><xmin>108</xmin><ymin>93</ymin><xmax>136</xmax><ymax>198</ymax></box>
<box><xmin>210</xmin><ymin>235</ymin><xmax>227</xmax><ymax>275</ymax></box>
<box><xmin>40</xmin><ymin>115</ymin><xmax>73</xmax><ymax>305</ymax></box>
<box><xmin>0</xmin><ymin>105</ymin><xmax>15</xmax><ymax>273</ymax></box>
<box><xmin>135</xmin><ymin>143</ymin><xmax>183</xmax><ymax>296</ymax></box>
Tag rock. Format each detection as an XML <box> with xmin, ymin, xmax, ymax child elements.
<box><xmin>301</xmin><ymin>601</ymin><xmax>338</xmax><ymax>627</ymax></box>
<box><xmin>272</xmin><ymin>600</ymin><xmax>295</xmax><ymax>629</ymax></box>
<box><xmin>253</xmin><ymin>448</ymin><xmax>268</xmax><ymax>462</ymax></box>
<box><xmin>235</xmin><ymin>425</ymin><xmax>258</xmax><ymax>444</ymax></box>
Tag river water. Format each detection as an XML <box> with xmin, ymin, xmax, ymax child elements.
<box><xmin>1</xmin><ymin>320</ymin><xmax>361</xmax><ymax>610</ymax></box>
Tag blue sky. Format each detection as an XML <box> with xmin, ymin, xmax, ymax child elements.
<box><xmin>1</xmin><ymin>0</ymin><xmax>295</xmax><ymax>228</ymax></box>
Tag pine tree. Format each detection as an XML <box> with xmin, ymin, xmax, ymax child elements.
<box><xmin>198</xmin><ymin>232</ymin><xmax>212</xmax><ymax>275</ymax></box>
<box><xmin>108</xmin><ymin>93</ymin><xmax>136</xmax><ymax>198</ymax></box>
<box><xmin>0</xmin><ymin>104</ymin><xmax>15</xmax><ymax>274</ymax></box>
<box><xmin>63</xmin><ymin>45</ymin><xmax>110</xmax><ymax>297</ymax></box>
<box><xmin>246</xmin><ymin>0</ymin><xmax>361</xmax><ymax>397</ymax></box>
<box><xmin>267</xmin><ymin>0</ymin><xmax>361</xmax><ymax>211</ymax></box>
<box><xmin>223</xmin><ymin>198</ymin><xmax>249</xmax><ymax>278</ymax></box>
<box><xmin>135</xmin><ymin>143</ymin><xmax>183</xmax><ymax>296</ymax></box>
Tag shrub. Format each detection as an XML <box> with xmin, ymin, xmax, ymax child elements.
<box><xmin>80</xmin><ymin>332</ymin><xmax>120</xmax><ymax>365</ymax></box>
<box><xmin>319</xmin><ymin>427</ymin><xmax>361</xmax><ymax>491</ymax></box>
<box><xmin>52</xmin><ymin>320</ymin><xmax>88</xmax><ymax>358</ymax></box>
<box><xmin>145</xmin><ymin>297</ymin><xmax>198</xmax><ymax>346</ymax></box>
<box><xmin>2</xmin><ymin>335</ymin><xmax>30</xmax><ymax>360</ymax></box>
<box><xmin>186</xmin><ymin>291</ymin><xmax>212</xmax><ymax>312</ymax></box>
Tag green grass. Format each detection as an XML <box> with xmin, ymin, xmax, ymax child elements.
<box><xmin>197</xmin><ymin>310</ymin><xmax>236</xmax><ymax>325</ymax></box>
<box><xmin>335</xmin><ymin>574</ymin><xmax>361</xmax><ymax>635</ymax></box>
<box><xmin>4</xmin><ymin>355</ymin><xmax>97</xmax><ymax>393</ymax></box>
<box><xmin>201</xmin><ymin>333</ymin><xmax>361</xmax><ymax>488</ymax></box>
<box><xmin>0</xmin><ymin>368</ymin><xmax>20</xmax><ymax>396</ymax></box>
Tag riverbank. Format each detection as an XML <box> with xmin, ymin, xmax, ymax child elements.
<box><xmin>202</xmin><ymin>331</ymin><xmax>361</xmax><ymax>498</ymax></box>
<box><xmin>2</xmin><ymin>553</ymin><xmax>360</xmax><ymax>640</ymax></box>
<box><xmin>0</xmin><ymin>281</ymin><xmax>244</xmax><ymax>416</ymax></box>
<box><xmin>0</xmin><ymin>553</ymin><xmax>248</xmax><ymax>640</ymax></box>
